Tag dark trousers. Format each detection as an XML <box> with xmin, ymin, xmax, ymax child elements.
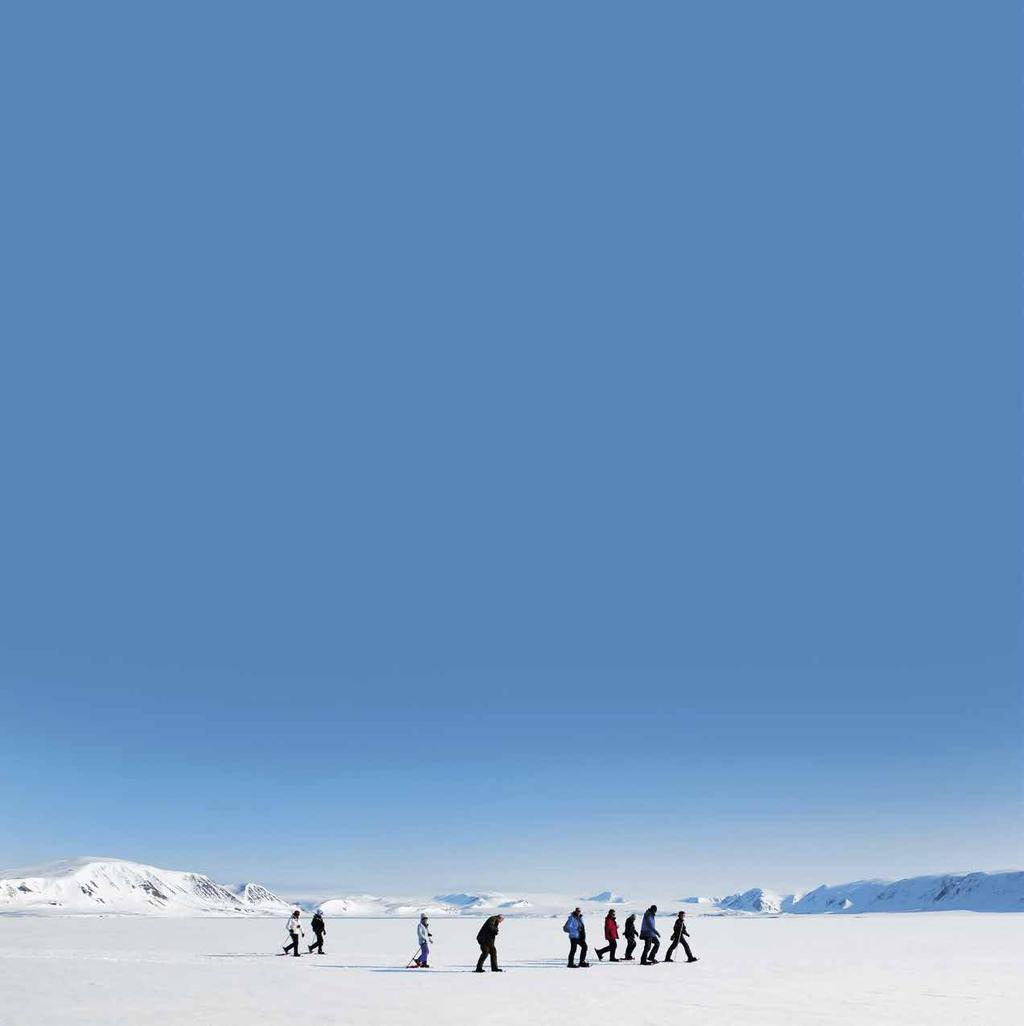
<box><xmin>477</xmin><ymin>940</ymin><xmax>499</xmax><ymax>971</ymax></box>
<box><xmin>641</xmin><ymin>937</ymin><xmax>660</xmax><ymax>963</ymax></box>
<box><xmin>596</xmin><ymin>938</ymin><xmax>618</xmax><ymax>960</ymax></box>
<box><xmin>284</xmin><ymin>932</ymin><xmax>301</xmax><ymax>956</ymax></box>
<box><xmin>624</xmin><ymin>936</ymin><xmax>637</xmax><ymax>958</ymax></box>
<box><xmin>308</xmin><ymin>931</ymin><xmax>324</xmax><ymax>953</ymax></box>
<box><xmin>665</xmin><ymin>935</ymin><xmax>693</xmax><ymax>961</ymax></box>
<box><xmin>568</xmin><ymin>936</ymin><xmax>588</xmax><ymax>966</ymax></box>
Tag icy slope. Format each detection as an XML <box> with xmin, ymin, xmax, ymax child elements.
<box><xmin>0</xmin><ymin>859</ymin><xmax>290</xmax><ymax>916</ymax></box>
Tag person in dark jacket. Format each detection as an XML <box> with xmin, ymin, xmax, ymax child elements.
<box><xmin>307</xmin><ymin>910</ymin><xmax>327</xmax><ymax>954</ymax></box>
<box><xmin>622</xmin><ymin>913</ymin><xmax>639</xmax><ymax>960</ymax></box>
<box><xmin>563</xmin><ymin>908</ymin><xmax>590</xmax><ymax>968</ymax></box>
<box><xmin>475</xmin><ymin>914</ymin><xmax>504</xmax><ymax>972</ymax></box>
<box><xmin>639</xmin><ymin>905</ymin><xmax>660</xmax><ymax>964</ymax></box>
<box><xmin>595</xmin><ymin>909</ymin><xmax>619</xmax><ymax>961</ymax></box>
<box><xmin>664</xmin><ymin>910</ymin><xmax>698</xmax><ymax>963</ymax></box>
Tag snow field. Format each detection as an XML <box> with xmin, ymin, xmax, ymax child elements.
<box><xmin>0</xmin><ymin>913</ymin><xmax>1020</xmax><ymax>1025</ymax></box>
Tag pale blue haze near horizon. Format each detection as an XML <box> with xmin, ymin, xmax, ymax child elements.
<box><xmin>1</xmin><ymin>1</ymin><xmax>1021</xmax><ymax>899</ymax></box>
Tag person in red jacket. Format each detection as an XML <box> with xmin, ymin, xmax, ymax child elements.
<box><xmin>595</xmin><ymin>908</ymin><xmax>620</xmax><ymax>961</ymax></box>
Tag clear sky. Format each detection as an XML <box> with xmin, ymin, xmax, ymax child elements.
<box><xmin>1</xmin><ymin>1</ymin><xmax>1021</xmax><ymax>900</ymax></box>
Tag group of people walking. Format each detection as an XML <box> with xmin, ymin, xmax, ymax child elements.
<box><xmin>279</xmin><ymin>905</ymin><xmax>698</xmax><ymax>970</ymax></box>
<box><xmin>563</xmin><ymin>905</ymin><xmax>698</xmax><ymax>967</ymax></box>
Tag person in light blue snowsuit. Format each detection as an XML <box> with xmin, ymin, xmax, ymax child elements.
<box><xmin>415</xmin><ymin>914</ymin><xmax>433</xmax><ymax>967</ymax></box>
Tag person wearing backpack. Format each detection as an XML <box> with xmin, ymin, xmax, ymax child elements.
<box><xmin>563</xmin><ymin>907</ymin><xmax>590</xmax><ymax>968</ymax></box>
<box><xmin>307</xmin><ymin>910</ymin><xmax>326</xmax><ymax>954</ymax></box>
<box><xmin>282</xmin><ymin>909</ymin><xmax>304</xmax><ymax>957</ymax></box>
<box><xmin>622</xmin><ymin>913</ymin><xmax>639</xmax><ymax>960</ymax></box>
<box><xmin>639</xmin><ymin>905</ymin><xmax>660</xmax><ymax>965</ymax></box>
<box><xmin>415</xmin><ymin>913</ymin><xmax>433</xmax><ymax>967</ymax></box>
<box><xmin>664</xmin><ymin>910</ymin><xmax>698</xmax><ymax>963</ymax></box>
<box><xmin>595</xmin><ymin>908</ymin><xmax>619</xmax><ymax>961</ymax></box>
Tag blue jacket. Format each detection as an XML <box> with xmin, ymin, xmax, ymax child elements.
<box><xmin>563</xmin><ymin>913</ymin><xmax>583</xmax><ymax>940</ymax></box>
<box><xmin>640</xmin><ymin>910</ymin><xmax>658</xmax><ymax>939</ymax></box>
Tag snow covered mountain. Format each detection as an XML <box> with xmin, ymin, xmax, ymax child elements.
<box><xmin>434</xmin><ymin>892</ymin><xmax>534</xmax><ymax>912</ymax></box>
<box><xmin>714</xmin><ymin>872</ymin><xmax>1024</xmax><ymax>915</ymax></box>
<box><xmin>785</xmin><ymin>872</ymin><xmax>1024</xmax><ymax>914</ymax></box>
<box><xmin>231</xmin><ymin>882</ymin><xmax>294</xmax><ymax>914</ymax></box>
<box><xmin>718</xmin><ymin>888</ymin><xmax>789</xmax><ymax>914</ymax></box>
<box><xmin>0</xmin><ymin>859</ymin><xmax>291</xmax><ymax>916</ymax></box>
<box><xmin>315</xmin><ymin>892</ymin><xmax>536</xmax><ymax>917</ymax></box>
<box><xmin>317</xmin><ymin>894</ymin><xmax>458</xmax><ymax>917</ymax></box>
<box><xmin>585</xmin><ymin>890</ymin><xmax>626</xmax><ymax>903</ymax></box>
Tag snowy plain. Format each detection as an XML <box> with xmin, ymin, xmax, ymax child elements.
<box><xmin>0</xmin><ymin>913</ymin><xmax>1020</xmax><ymax>1026</ymax></box>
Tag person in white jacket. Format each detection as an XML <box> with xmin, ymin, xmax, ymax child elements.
<box><xmin>282</xmin><ymin>909</ymin><xmax>304</xmax><ymax>957</ymax></box>
<box><xmin>415</xmin><ymin>913</ymin><xmax>433</xmax><ymax>967</ymax></box>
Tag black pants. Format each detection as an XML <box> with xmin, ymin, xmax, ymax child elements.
<box><xmin>596</xmin><ymin>938</ymin><xmax>618</xmax><ymax>960</ymax></box>
<box><xmin>641</xmin><ymin>937</ymin><xmax>660</xmax><ymax>963</ymax></box>
<box><xmin>284</xmin><ymin>932</ymin><xmax>301</xmax><ymax>956</ymax></box>
<box><xmin>477</xmin><ymin>940</ymin><xmax>499</xmax><ymax>971</ymax></box>
<box><xmin>568</xmin><ymin>936</ymin><xmax>588</xmax><ymax>966</ymax></box>
<box><xmin>624</xmin><ymin>935</ymin><xmax>637</xmax><ymax>958</ymax></box>
<box><xmin>665</xmin><ymin>936</ymin><xmax>693</xmax><ymax>961</ymax></box>
<box><xmin>308</xmin><ymin>931</ymin><xmax>324</xmax><ymax>954</ymax></box>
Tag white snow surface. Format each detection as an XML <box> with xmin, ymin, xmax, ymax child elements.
<box><xmin>0</xmin><ymin>913</ymin><xmax>1018</xmax><ymax>1026</ymax></box>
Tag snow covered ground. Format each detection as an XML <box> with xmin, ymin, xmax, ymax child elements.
<box><xmin>0</xmin><ymin>913</ymin><xmax>1019</xmax><ymax>1025</ymax></box>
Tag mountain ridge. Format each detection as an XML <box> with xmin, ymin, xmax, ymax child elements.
<box><xmin>2</xmin><ymin>859</ymin><xmax>1021</xmax><ymax>916</ymax></box>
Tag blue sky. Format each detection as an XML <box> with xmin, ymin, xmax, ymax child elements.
<box><xmin>1</xmin><ymin>1</ymin><xmax>1021</xmax><ymax>898</ymax></box>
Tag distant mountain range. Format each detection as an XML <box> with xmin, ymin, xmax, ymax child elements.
<box><xmin>687</xmin><ymin>871</ymin><xmax>1024</xmax><ymax>914</ymax></box>
<box><xmin>1</xmin><ymin>859</ymin><xmax>1020</xmax><ymax>916</ymax></box>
